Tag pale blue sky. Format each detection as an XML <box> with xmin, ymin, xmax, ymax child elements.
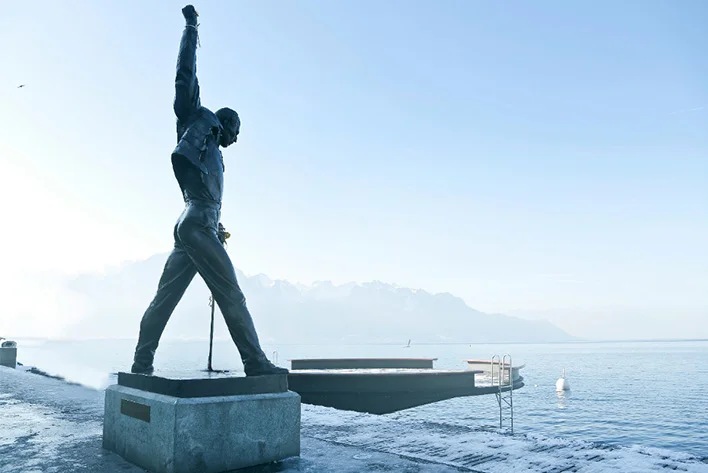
<box><xmin>1</xmin><ymin>1</ymin><xmax>706</xmax><ymax>331</ymax></box>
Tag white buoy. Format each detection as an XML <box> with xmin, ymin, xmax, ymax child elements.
<box><xmin>556</xmin><ymin>368</ymin><xmax>570</xmax><ymax>392</ymax></box>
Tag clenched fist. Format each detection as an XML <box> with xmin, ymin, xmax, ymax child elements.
<box><xmin>182</xmin><ymin>5</ymin><xmax>198</xmax><ymax>26</ymax></box>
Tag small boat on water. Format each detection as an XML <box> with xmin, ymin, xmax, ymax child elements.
<box><xmin>287</xmin><ymin>357</ymin><xmax>524</xmax><ymax>414</ymax></box>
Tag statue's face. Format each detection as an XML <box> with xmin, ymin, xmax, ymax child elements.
<box><xmin>220</xmin><ymin>120</ymin><xmax>240</xmax><ymax>148</ymax></box>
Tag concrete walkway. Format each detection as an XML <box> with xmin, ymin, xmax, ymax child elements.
<box><xmin>0</xmin><ymin>366</ymin><xmax>464</xmax><ymax>473</ymax></box>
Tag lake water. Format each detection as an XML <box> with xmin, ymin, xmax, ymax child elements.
<box><xmin>10</xmin><ymin>338</ymin><xmax>708</xmax><ymax>459</ymax></box>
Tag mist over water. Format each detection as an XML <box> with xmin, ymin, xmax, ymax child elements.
<box><xmin>13</xmin><ymin>338</ymin><xmax>708</xmax><ymax>457</ymax></box>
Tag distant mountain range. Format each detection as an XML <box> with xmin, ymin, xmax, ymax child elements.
<box><xmin>63</xmin><ymin>253</ymin><xmax>576</xmax><ymax>344</ymax></box>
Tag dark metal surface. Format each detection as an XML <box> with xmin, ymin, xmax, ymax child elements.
<box><xmin>118</xmin><ymin>371</ymin><xmax>288</xmax><ymax>398</ymax></box>
<box><xmin>120</xmin><ymin>399</ymin><xmax>151</xmax><ymax>423</ymax></box>
<box><xmin>131</xmin><ymin>8</ymin><xmax>281</xmax><ymax>377</ymax></box>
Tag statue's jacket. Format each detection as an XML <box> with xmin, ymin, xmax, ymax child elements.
<box><xmin>170</xmin><ymin>25</ymin><xmax>224</xmax><ymax>206</ymax></box>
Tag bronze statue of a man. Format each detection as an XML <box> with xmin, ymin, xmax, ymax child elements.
<box><xmin>131</xmin><ymin>5</ymin><xmax>287</xmax><ymax>377</ymax></box>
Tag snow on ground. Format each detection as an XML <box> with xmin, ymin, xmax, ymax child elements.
<box><xmin>301</xmin><ymin>404</ymin><xmax>708</xmax><ymax>473</ymax></box>
<box><xmin>0</xmin><ymin>368</ymin><xmax>465</xmax><ymax>473</ymax></box>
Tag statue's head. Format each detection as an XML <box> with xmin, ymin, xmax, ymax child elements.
<box><xmin>216</xmin><ymin>107</ymin><xmax>240</xmax><ymax>148</ymax></box>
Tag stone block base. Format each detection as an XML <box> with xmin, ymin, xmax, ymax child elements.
<box><xmin>103</xmin><ymin>385</ymin><xmax>300</xmax><ymax>473</ymax></box>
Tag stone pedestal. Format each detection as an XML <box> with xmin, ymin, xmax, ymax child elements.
<box><xmin>103</xmin><ymin>371</ymin><xmax>300</xmax><ymax>473</ymax></box>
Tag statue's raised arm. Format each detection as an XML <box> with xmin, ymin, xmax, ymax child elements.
<box><xmin>174</xmin><ymin>5</ymin><xmax>201</xmax><ymax>122</ymax></box>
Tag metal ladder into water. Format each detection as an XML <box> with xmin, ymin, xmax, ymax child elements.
<box><xmin>491</xmin><ymin>354</ymin><xmax>514</xmax><ymax>434</ymax></box>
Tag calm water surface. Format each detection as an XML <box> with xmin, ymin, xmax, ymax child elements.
<box><xmin>12</xmin><ymin>338</ymin><xmax>708</xmax><ymax>457</ymax></box>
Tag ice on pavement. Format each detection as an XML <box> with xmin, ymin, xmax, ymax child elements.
<box><xmin>301</xmin><ymin>404</ymin><xmax>708</xmax><ymax>472</ymax></box>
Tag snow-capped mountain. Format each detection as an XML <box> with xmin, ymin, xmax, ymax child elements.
<box><xmin>61</xmin><ymin>253</ymin><xmax>575</xmax><ymax>343</ymax></box>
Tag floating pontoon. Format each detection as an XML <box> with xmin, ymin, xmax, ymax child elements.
<box><xmin>287</xmin><ymin>357</ymin><xmax>524</xmax><ymax>415</ymax></box>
